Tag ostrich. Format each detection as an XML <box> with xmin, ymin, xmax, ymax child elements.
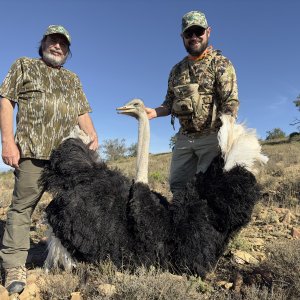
<box><xmin>41</xmin><ymin>99</ymin><xmax>172</xmax><ymax>271</ymax></box>
<box><xmin>171</xmin><ymin>114</ymin><xmax>268</xmax><ymax>276</ymax></box>
<box><xmin>40</xmin><ymin>98</ymin><xmax>268</xmax><ymax>276</ymax></box>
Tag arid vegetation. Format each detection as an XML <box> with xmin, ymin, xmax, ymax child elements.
<box><xmin>0</xmin><ymin>138</ymin><xmax>299</xmax><ymax>299</ymax></box>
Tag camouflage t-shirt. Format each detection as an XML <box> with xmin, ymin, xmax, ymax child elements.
<box><xmin>0</xmin><ymin>57</ymin><xmax>92</xmax><ymax>159</ymax></box>
<box><xmin>162</xmin><ymin>49</ymin><xmax>239</xmax><ymax>134</ymax></box>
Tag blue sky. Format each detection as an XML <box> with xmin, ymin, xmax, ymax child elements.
<box><xmin>0</xmin><ymin>0</ymin><xmax>299</xmax><ymax>170</ymax></box>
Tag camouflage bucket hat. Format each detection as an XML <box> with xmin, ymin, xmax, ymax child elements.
<box><xmin>44</xmin><ymin>25</ymin><xmax>71</xmax><ymax>44</ymax></box>
<box><xmin>182</xmin><ymin>11</ymin><xmax>208</xmax><ymax>32</ymax></box>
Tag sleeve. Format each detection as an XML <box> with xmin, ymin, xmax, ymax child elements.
<box><xmin>215</xmin><ymin>56</ymin><xmax>239</xmax><ymax>118</ymax></box>
<box><xmin>74</xmin><ymin>74</ymin><xmax>92</xmax><ymax>115</ymax></box>
<box><xmin>161</xmin><ymin>68</ymin><xmax>176</xmax><ymax>113</ymax></box>
<box><xmin>0</xmin><ymin>58</ymin><xmax>24</xmax><ymax>103</ymax></box>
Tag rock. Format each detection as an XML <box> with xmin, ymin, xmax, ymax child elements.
<box><xmin>0</xmin><ymin>285</ymin><xmax>9</xmax><ymax>300</ymax></box>
<box><xmin>216</xmin><ymin>281</ymin><xmax>233</xmax><ymax>289</ymax></box>
<box><xmin>232</xmin><ymin>250</ymin><xmax>259</xmax><ymax>265</ymax></box>
<box><xmin>70</xmin><ymin>292</ymin><xmax>82</xmax><ymax>300</ymax></box>
<box><xmin>98</xmin><ymin>283</ymin><xmax>116</xmax><ymax>297</ymax></box>
<box><xmin>19</xmin><ymin>283</ymin><xmax>40</xmax><ymax>300</ymax></box>
<box><xmin>292</xmin><ymin>227</ymin><xmax>300</xmax><ymax>239</ymax></box>
<box><xmin>248</xmin><ymin>238</ymin><xmax>264</xmax><ymax>246</ymax></box>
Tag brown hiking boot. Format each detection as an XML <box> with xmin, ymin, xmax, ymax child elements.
<box><xmin>4</xmin><ymin>265</ymin><xmax>27</xmax><ymax>295</ymax></box>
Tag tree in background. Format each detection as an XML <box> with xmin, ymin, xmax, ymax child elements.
<box><xmin>290</xmin><ymin>95</ymin><xmax>300</xmax><ymax>131</ymax></box>
<box><xmin>127</xmin><ymin>142</ymin><xmax>138</xmax><ymax>157</ymax></box>
<box><xmin>102</xmin><ymin>138</ymin><xmax>127</xmax><ymax>161</ymax></box>
<box><xmin>266</xmin><ymin>128</ymin><xmax>286</xmax><ymax>140</ymax></box>
<box><xmin>294</xmin><ymin>95</ymin><xmax>300</xmax><ymax>109</ymax></box>
<box><xmin>101</xmin><ymin>139</ymin><xmax>138</xmax><ymax>161</ymax></box>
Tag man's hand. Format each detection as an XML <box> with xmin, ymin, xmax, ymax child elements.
<box><xmin>144</xmin><ymin>105</ymin><xmax>170</xmax><ymax>119</ymax></box>
<box><xmin>78</xmin><ymin>112</ymin><xmax>98</xmax><ymax>151</ymax></box>
<box><xmin>2</xmin><ymin>141</ymin><xmax>20</xmax><ymax>168</ymax></box>
<box><xmin>88</xmin><ymin>134</ymin><xmax>99</xmax><ymax>151</ymax></box>
<box><xmin>144</xmin><ymin>107</ymin><xmax>157</xmax><ymax>120</ymax></box>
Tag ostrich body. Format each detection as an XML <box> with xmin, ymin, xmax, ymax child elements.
<box><xmin>42</xmin><ymin>99</ymin><xmax>172</xmax><ymax>271</ymax></box>
<box><xmin>41</xmin><ymin>99</ymin><xmax>267</xmax><ymax>276</ymax></box>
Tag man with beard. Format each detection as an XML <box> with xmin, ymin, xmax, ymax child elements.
<box><xmin>0</xmin><ymin>25</ymin><xmax>98</xmax><ymax>295</ymax></box>
<box><xmin>145</xmin><ymin>11</ymin><xmax>239</xmax><ymax>194</ymax></box>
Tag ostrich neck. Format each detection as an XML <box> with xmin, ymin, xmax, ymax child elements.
<box><xmin>135</xmin><ymin>115</ymin><xmax>150</xmax><ymax>184</ymax></box>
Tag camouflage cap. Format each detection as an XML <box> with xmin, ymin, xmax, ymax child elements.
<box><xmin>182</xmin><ymin>11</ymin><xmax>208</xmax><ymax>32</ymax></box>
<box><xmin>44</xmin><ymin>25</ymin><xmax>71</xmax><ymax>44</ymax></box>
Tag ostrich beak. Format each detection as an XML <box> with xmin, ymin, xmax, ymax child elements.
<box><xmin>116</xmin><ymin>104</ymin><xmax>138</xmax><ymax>118</ymax></box>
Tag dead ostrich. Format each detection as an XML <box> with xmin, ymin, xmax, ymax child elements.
<box><xmin>171</xmin><ymin>114</ymin><xmax>268</xmax><ymax>275</ymax></box>
<box><xmin>40</xmin><ymin>99</ymin><xmax>268</xmax><ymax>276</ymax></box>
<box><xmin>41</xmin><ymin>99</ymin><xmax>173</xmax><ymax>271</ymax></box>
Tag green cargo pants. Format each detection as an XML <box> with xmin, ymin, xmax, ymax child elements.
<box><xmin>169</xmin><ymin>132</ymin><xmax>220</xmax><ymax>193</ymax></box>
<box><xmin>0</xmin><ymin>158</ymin><xmax>47</xmax><ymax>268</ymax></box>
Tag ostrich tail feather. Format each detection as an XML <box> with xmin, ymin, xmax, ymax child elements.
<box><xmin>218</xmin><ymin>114</ymin><xmax>268</xmax><ymax>173</ymax></box>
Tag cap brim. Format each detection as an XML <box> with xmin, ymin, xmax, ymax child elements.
<box><xmin>182</xmin><ymin>24</ymin><xmax>208</xmax><ymax>33</ymax></box>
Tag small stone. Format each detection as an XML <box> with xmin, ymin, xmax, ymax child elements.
<box><xmin>232</xmin><ymin>250</ymin><xmax>259</xmax><ymax>265</ymax></box>
<box><xmin>224</xmin><ymin>282</ymin><xmax>233</xmax><ymax>289</ymax></box>
<box><xmin>70</xmin><ymin>292</ymin><xmax>82</xmax><ymax>300</ymax></box>
<box><xmin>249</xmin><ymin>238</ymin><xmax>264</xmax><ymax>246</ymax></box>
<box><xmin>292</xmin><ymin>227</ymin><xmax>300</xmax><ymax>239</ymax></box>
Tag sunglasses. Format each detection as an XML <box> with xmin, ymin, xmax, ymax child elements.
<box><xmin>183</xmin><ymin>27</ymin><xmax>206</xmax><ymax>39</ymax></box>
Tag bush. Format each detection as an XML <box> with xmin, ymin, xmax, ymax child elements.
<box><xmin>266</xmin><ymin>128</ymin><xmax>286</xmax><ymax>140</ymax></box>
<box><xmin>102</xmin><ymin>138</ymin><xmax>127</xmax><ymax>161</ymax></box>
<box><xmin>127</xmin><ymin>142</ymin><xmax>138</xmax><ymax>157</ymax></box>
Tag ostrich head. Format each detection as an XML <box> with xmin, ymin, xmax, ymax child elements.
<box><xmin>116</xmin><ymin>98</ymin><xmax>149</xmax><ymax>184</ymax></box>
<box><xmin>116</xmin><ymin>98</ymin><xmax>146</xmax><ymax>119</ymax></box>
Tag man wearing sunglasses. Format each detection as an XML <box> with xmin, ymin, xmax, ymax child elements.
<box><xmin>145</xmin><ymin>10</ymin><xmax>239</xmax><ymax>195</ymax></box>
<box><xmin>0</xmin><ymin>25</ymin><xmax>98</xmax><ymax>295</ymax></box>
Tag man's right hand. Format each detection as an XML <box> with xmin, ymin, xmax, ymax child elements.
<box><xmin>2</xmin><ymin>141</ymin><xmax>20</xmax><ymax>168</ymax></box>
<box><xmin>144</xmin><ymin>107</ymin><xmax>158</xmax><ymax>120</ymax></box>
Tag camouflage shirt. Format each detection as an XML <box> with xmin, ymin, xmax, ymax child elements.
<box><xmin>0</xmin><ymin>57</ymin><xmax>92</xmax><ymax>159</ymax></box>
<box><xmin>162</xmin><ymin>49</ymin><xmax>239</xmax><ymax>134</ymax></box>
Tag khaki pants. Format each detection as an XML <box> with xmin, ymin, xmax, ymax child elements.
<box><xmin>169</xmin><ymin>132</ymin><xmax>220</xmax><ymax>193</ymax></box>
<box><xmin>0</xmin><ymin>158</ymin><xmax>47</xmax><ymax>268</ymax></box>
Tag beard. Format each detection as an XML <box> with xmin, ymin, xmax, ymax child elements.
<box><xmin>43</xmin><ymin>51</ymin><xmax>68</xmax><ymax>67</ymax></box>
<box><xmin>184</xmin><ymin>35</ymin><xmax>209</xmax><ymax>57</ymax></box>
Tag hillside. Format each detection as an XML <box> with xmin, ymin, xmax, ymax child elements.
<box><xmin>0</xmin><ymin>140</ymin><xmax>299</xmax><ymax>299</ymax></box>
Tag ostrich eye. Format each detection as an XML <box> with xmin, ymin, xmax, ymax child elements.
<box><xmin>133</xmin><ymin>103</ymin><xmax>139</xmax><ymax>107</ymax></box>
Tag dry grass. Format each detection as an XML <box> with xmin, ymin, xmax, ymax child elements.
<box><xmin>262</xmin><ymin>240</ymin><xmax>300</xmax><ymax>299</ymax></box>
<box><xmin>0</xmin><ymin>139</ymin><xmax>299</xmax><ymax>299</ymax></box>
<box><xmin>258</xmin><ymin>141</ymin><xmax>300</xmax><ymax>209</ymax></box>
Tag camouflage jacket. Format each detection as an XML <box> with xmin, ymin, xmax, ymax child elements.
<box><xmin>0</xmin><ymin>57</ymin><xmax>92</xmax><ymax>159</ymax></box>
<box><xmin>162</xmin><ymin>49</ymin><xmax>239</xmax><ymax>135</ymax></box>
